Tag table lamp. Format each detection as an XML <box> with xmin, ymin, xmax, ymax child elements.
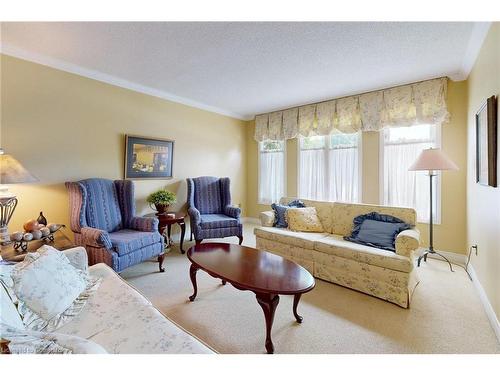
<box><xmin>408</xmin><ymin>148</ymin><xmax>458</xmax><ymax>271</ymax></box>
<box><xmin>0</xmin><ymin>148</ymin><xmax>38</xmax><ymax>244</ymax></box>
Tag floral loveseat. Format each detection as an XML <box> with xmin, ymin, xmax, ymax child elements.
<box><xmin>255</xmin><ymin>198</ymin><xmax>421</xmax><ymax>308</ymax></box>
<box><xmin>0</xmin><ymin>247</ymin><xmax>214</xmax><ymax>354</ymax></box>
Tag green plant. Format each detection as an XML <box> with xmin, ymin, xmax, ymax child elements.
<box><xmin>146</xmin><ymin>189</ymin><xmax>177</xmax><ymax>206</ymax></box>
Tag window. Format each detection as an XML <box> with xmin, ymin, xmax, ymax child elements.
<box><xmin>299</xmin><ymin>132</ymin><xmax>360</xmax><ymax>202</ymax></box>
<box><xmin>382</xmin><ymin>124</ymin><xmax>440</xmax><ymax>223</ymax></box>
<box><xmin>258</xmin><ymin>140</ymin><xmax>285</xmax><ymax>204</ymax></box>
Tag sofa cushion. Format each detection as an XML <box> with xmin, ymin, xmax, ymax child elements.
<box><xmin>331</xmin><ymin>202</ymin><xmax>417</xmax><ymax>237</ymax></box>
<box><xmin>280</xmin><ymin>197</ymin><xmax>333</xmax><ymax>233</ymax></box>
<box><xmin>55</xmin><ymin>263</ymin><xmax>214</xmax><ymax>354</ymax></box>
<box><xmin>271</xmin><ymin>199</ymin><xmax>305</xmax><ymax>228</ymax></box>
<box><xmin>286</xmin><ymin>207</ymin><xmax>324</xmax><ymax>232</ymax></box>
<box><xmin>0</xmin><ymin>275</ymin><xmax>24</xmax><ymax>329</ymax></box>
<box><xmin>109</xmin><ymin>230</ymin><xmax>163</xmax><ymax>256</ymax></box>
<box><xmin>254</xmin><ymin>226</ymin><xmax>329</xmax><ymax>250</ymax></box>
<box><xmin>314</xmin><ymin>234</ymin><xmax>413</xmax><ymax>273</ymax></box>
<box><xmin>199</xmin><ymin>214</ymin><xmax>239</xmax><ymax>230</ymax></box>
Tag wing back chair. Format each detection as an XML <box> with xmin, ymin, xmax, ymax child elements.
<box><xmin>187</xmin><ymin>176</ymin><xmax>243</xmax><ymax>244</ymax></box>
<box><xmin>65</xmin><ymin>178</ymin><xmax>165</xmax><ymax>273</ymax></box>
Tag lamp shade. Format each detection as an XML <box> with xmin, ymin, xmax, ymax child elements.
<box><xmin>408</xmin><ymin>148</ymin><xmax>458</xmax><ymax>171</ymax></box>
<box><xmin>0</xmin><ymin>150</ymin><xmax>38</xmax><ymax>184</ymax></box>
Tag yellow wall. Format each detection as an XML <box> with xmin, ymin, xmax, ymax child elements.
<box><xmin>246</xmin><ymin>80</ymin><xmax>468</xmax><ymax>253</ymax></box>
<box><xmin>466</xmin><ymin>23</ymin><xmax>500</xmax><ymax>319</ymax></box>
<box><xmin>0</xmin><ymin>55</ymin><xmax>247</xmax><ymax>233</ymax></box>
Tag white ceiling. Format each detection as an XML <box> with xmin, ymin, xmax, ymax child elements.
<box><xmin>0</xmin><ymin>22</ymin><xmax>491</xmax><ymax>120</ymax></box>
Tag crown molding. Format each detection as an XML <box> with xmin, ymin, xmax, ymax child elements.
<box><xmin>449</xmin><ymin>22</ymin><xmax>492</xmax><ymax>81</ymax></box>
<box><xmin>0</xmin><ymin>44</ymin><xmax>253</xmax><ymax>121</ymax></box>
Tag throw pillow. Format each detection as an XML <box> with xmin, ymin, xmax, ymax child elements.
<box><xmin>10</xmin><ymin>246</ymin><xmax>101</xmax><ymax>332</ymax></box>
<box><xmin>286</xmin><ymin>207</ymin><xmax>324</xmax><ymax>232</ymax></box>
<box><xmin>271</xmin><ymin>199</ymin><xmax>305</xmax><ymax>228</ymax></box>
<box><xmin>344</xmin><ymin>212</ymin><xmax>411</xmax><ymax>251</ymax></box>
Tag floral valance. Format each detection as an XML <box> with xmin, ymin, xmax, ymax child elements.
<box><xmin>254</xmin><ymin>77</ymin><xmax>450</xmax><ymax>141</ymax></box>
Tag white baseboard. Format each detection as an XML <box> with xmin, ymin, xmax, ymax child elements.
<box><xmin>468</xmin><ymin>264</ymin><xmax>500</xmax><ymax>344</ymax></box>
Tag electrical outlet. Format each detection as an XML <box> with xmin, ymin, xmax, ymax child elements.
<box><xmin>472</xmin><ymin>245</ymin><xmax>478</xmax><ymax>255</ymax></box>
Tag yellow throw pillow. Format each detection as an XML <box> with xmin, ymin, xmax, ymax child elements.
<box><xmin>286</xmin><ymin>207</ymin><xmax>324</xmax><ymax>232</ymax></box>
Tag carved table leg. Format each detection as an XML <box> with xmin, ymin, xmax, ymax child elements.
<box><xmin>238</xmin><ymin>235</ymin><xmax>243</xmax><ymax>245</ymax></box>
<box><xmin>167</xmin><ymin>223</ymin><xmax>173</xmax><ymax>247</ymax></box>
<box><xmin>189</xmin><ymin>264</ymin><xmax>199</xmax><ymax>301</ymax></box>
<box><xmin>158</xmin><ymin>253</ymin><xmax>165</xmax><ymax>273</ymax></box>
<box><xmin>293</xmin><ymin>293</ymin><xmax>303</xmax><ymax>323</ymax></box>
<box><xmin>222</xmin><ymin>280</ymin><xmax>226</xmax><ymax>285</ymax></box>
<box><xmin>255</xmin><ymin>293</ymin><xmax>280</xmax><ymax>354</ymax></box>
<box><xmin>179</xmin><ymin>220</ymin><xmax>186</xmax><ymax>254</ymax></box>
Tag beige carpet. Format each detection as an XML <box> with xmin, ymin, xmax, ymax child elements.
<box><xmin>121</xmin><ymin>223</ymin><xmax>500</xmax><ymax>354</ymax></box>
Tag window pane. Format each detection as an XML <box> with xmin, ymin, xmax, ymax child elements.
<box><xmin>259</xmin><ymin>141</ymin><xmax>285</xmax><ymax>204</ymax></box>
<box><xmin>300</xmin><ymin>136</ymin><xmax>326</xmax><ymax>150</ymax></box>
<box><xmin>329</xmin><ymin>132</ymin><xmax>358</xmax><ymax>149</ymax></box>
<box><xmin>260</xmin><ymin>140</ymin><xmax>284</xmax><ymax>152</ymax></box>
<box><xmin>383</xmin><ymin>124</ymin><xmax>438</xmax><ymax>222</ymax></box>
<box><xmin>299</xmin><ymin>148</ymin><xmax>327</xmax><ymax>200</ymax></box>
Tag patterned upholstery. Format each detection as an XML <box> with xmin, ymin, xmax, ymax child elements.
<box><xmin>66</xmin><ymin>179</ymin><xmax>164</xmax><ymax>273</ymax></box>
<box><xmin>187</xmin><ymin>176</ymin><xmax>242</xmax><ymax>242</ymax></box>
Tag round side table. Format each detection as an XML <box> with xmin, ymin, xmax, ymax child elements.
<box><xmin>145</xmin><ymin>212</ymin><xmax>186</xmax><ymax>254</ymax></box>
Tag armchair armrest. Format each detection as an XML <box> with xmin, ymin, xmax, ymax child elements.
<box><xmin>63</xmin><ymin>247</ymin><xmax>88</xmax><ymax>273</ymax></box>
<box><xmin>259</xmin><ymin>210</ymin><xmax>275</xmax><ymax>227</ymax></box>
<box><xmin>188</xmin><ymin>207</ymin><xmax>201</xmax><ymax>226</ymax></box>
<box><xmin>80</xmin><ymin>227</ymin><xmax>112</xmax><ymax>250</ymax></box>
<box><xmin>224</xmin><ymin>205</ymin><xmax>241</xmax><ymax>219</ymax></box>
<box><xmin>395</xmin><ymin>228</ymin><xmax>421</xmax><ymax>258</ymax></box>
<box><xmin>129</xmin><ymin>216</ymin><xmax>158</xmax><ymax>232</ymax></box>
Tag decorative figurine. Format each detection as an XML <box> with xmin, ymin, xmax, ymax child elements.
<box><xmin>37</xmin><ymin>212</ymin><xmax>48</xmax><ymax>226</ymax></box>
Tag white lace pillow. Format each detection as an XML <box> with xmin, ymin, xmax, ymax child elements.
<box><xmin>10</xmin><ymin>246</ymin><xmax>101</xmax><ymax>332</ymax></box>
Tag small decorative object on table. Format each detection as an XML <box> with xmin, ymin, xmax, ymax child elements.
<box><xmin>147</xmin><ymin>189</ymin><xmax>177</xmax><ymax>214</ymax></box>
<box><xmin>11</xmin><ymin>221</ymin><xmax>64</xmax><ymax>252</ymax></box>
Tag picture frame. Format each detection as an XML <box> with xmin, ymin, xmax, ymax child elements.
<box><xmin>475</xmin><ymin>95</ymin><xmax>498</xmax><ymax>187</ymax></box>
<box><xmin>124</xmin><ymin>135</ymin><xmax>174</xmax><ymax>179</ymax></box>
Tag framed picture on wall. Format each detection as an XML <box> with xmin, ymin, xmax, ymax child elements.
<box><xmin>124</xmin><ymin>135</ymin><xmax>174</xmax><ymax>179</ymax></box>
<box><xmin>476</xmin><ymin>95</ymin><xmax>498</xmax><ymax>187</ymax></box>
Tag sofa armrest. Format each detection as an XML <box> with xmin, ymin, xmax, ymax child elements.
<box><xmin>129</xmin><ymin>216</ymin><xmax>158</xmax><ymax>232</ymax></box>
<box><xmin>80</xmin><ymin>227</ymin><xmax>112</xmax><ymax>249</ymax></box>
<box><xmin>395</xmin><ymin>229</ymin><xmax>420</xmax><ymax>258</ymax></box>
<box><xmin>188</xmin><ymin>207</ymin><xmax>201</xmax><ymax>226</ymax></box>
<box><xmin>224</xmin><ymin>205</ymin><xmax>241</xmax><ymax>219</ymax></box>
<box><xmin>259</xmin><ymin>210</ymin><xmax>275</xmax><ymax>227</ymax></box>
<box><xmin>63</xmin><ymin>247</ymin><xmax>88</xmax><ymax>273</ymax></box>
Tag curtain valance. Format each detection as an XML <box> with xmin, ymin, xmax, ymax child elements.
<box><xmin>254</xmin><ymin>77</ymin><xmax>449</xmax><ymax>141</ymax></box>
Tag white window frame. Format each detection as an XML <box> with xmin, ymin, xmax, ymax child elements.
<box><xmin>297</xmin><ymin>132</ymin><xmax>362</xmax><ymax>203</ymax></box>
<box><xmin>379</xmin><ymin>124</ymin><xmax>442</xmax><ymax>224</ymax></box>
<box><xmin>257</xmin><ymin>140</ymin><xmax>287</xmax><ymax>205</ymax></box>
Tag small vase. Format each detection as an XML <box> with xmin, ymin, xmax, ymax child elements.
<box><xmin>155</xmin><ymin>204</ymin><xmax>169</xmax><ymax>214</ymax></box>
<box><xmin>37</xmin><ymin>211</ymin><xmax>48</xmax><ymax>226</ymax></box>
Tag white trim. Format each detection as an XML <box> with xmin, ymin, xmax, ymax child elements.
<box><xmin>450</xmin><ymin>22</ymin><xmax>492</xmax><ymax>81</ymax></box>
<box><xmin>1</xmin><ymin>44</ymin><xmax>251</xmax><ymax>121</ymax></box>
<box><xmin>468</xmin><ymin>263</ymin><xmax>500</xmax><ymax>344</ymax></box>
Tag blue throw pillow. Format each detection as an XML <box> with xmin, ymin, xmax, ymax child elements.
<box><xmin>344</xmin><ymin>212</ymin><xmax>411</xmax><ymax>252</ymax></box>
<box><xmin>271</xmin><ymin>200</ymin><xmax>305</xmax><ymax>228</ymax></box>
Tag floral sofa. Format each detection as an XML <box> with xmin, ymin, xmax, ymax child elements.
<box><xmin>255</xmin><ymin>198</ymin><xmax>421</xmax><ymax>308</ymax></box>
<box><xmin>0</xmin><ymin>247</ymin><xmax>214</xmax><ymax>354</ymax></box>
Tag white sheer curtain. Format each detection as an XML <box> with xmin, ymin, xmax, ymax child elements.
<box><xmin>383</xmin><ymin>124</ymin><xmax>438</xmax><ymax>222</ymax></box>
<box><xmin>258</xmin><ymin>141</ymin><xmax>285</xmax><ymax>204</ymax></box>
<box><xmin>299</xmin><ymin>134</ymin><xmax>359</xmax><ymax>203</ymax></box>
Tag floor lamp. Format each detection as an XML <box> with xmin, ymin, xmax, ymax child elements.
<box><xmin>408</xmin><ymin>148</ymin><xmax>458</xmax><ymax>272</ymax></box>
<box><xmin>0</xmin><ymin>148</ymin><xmax>38</xmax><ymax>244</ymax></box>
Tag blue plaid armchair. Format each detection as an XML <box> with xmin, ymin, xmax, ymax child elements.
<box><xmin>65</xmin><ymin>178</ymin><xmax>165</xmax><ymax>273</ymax></box>
<box><xmin>187</xmin><ymin>176</ymin><xmax>243</xmax><ymax>244</ymax></box>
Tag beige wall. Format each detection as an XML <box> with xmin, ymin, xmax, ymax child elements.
<box><xmin>466</xmin><ymin>23</ymin><xmax>500</xmax><ymax>319</ymax></box>
<box><xmin>1</xmin><ymin>55</ymin><xmax>247</xmax><ymax>234</ymax></box>
<box><xmin>246</xmin><ymin>80</ymin><xmax>468</xmax><ymax>253</ymax></box>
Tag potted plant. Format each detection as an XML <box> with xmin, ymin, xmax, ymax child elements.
<box><xmin>147</xmin><ymin>189</ymin><xmax>177</xmax><ymax>214</ymax></box>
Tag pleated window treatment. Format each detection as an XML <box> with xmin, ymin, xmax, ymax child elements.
<box><xmin>383</xmin><ymin>124</ymin><xmax>439</xmax><ymax>223</ymax></box>
<box><xmin>299</xmin><ymin>133</ymin><xmax>360</xmax><ymax>203</ymax></box>
<box><xmin>258</xmin><ymin>141</ymin><xmax>285</xmax><ymax>204</ymax></box>
<box><xmin>254</xmin><ymin>77</ymin><xmax>449</xmax><ymax>141</ymax></box>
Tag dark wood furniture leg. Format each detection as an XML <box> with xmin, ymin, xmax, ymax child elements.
<box><xmin>166</xmin><ymin>223</ymin><xmax>172</xmax><ymax>247</ymax></box>
<box><xmin>179</xmin><ymin>220</ymin><xmax>186</xmax><ymax>254</ymax></box>
<box><xmin>158</xmin><ymin>253</ymin><xmax>165</xmax><ymax>272</ymax></box>
<box><xmin>195</xmin><ymin>239</ymin><xmax>203</xmax><ymax>245</ymax></box>
<box><xmin>190</xmin><ymin>229</ymin><xmax>193</xmax><ymax>241</ymax></box>
<box><xmin>238</xmin><ymin>235</ymin><xmax>243</xmax><ymax>245</ymax></box>
<box><xmin>222</xmin><ymin>280</ymin><xmax>226</xmax><ymax>285</ymax></box>
<box><xmin>189</xmin><ymin>264</ymin><xmax>199</xmax><ymax>301</ymax></box>
<box><xmin>293</xmin><ymin>293</ymin><xmax>303</xmax><ymax>323</ymax></box>
<box><xmin>255</xmin><ymin>293</ymin><xmax>280</xmax><ymax>354</ymax></box>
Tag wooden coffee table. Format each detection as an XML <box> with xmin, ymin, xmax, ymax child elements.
<box><xmin>187</xmin><ymin>243</ymin><xmax>315</xmax><ymax>354</ymax></box>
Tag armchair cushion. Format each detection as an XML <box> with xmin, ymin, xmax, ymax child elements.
<box><xmin>108</xmin><ymin>230</ymin><xmax>163</xmax><ymax>257</ymax></box>
<box><xmin>199</xmin><ymin>214</ymin><xmax>239</xmax><ymax>230</ymax></box>
<box><xmin>188</xmin><ymin>207</ymin><xmax>201</xmax><ymax>226</ymax></box>
<box><xmin>224</xmin><ymin>205</ymin><xmax>241</xmax><ymax>219</ymax></box>
<box><xmin>81</xmin><ymin>227</ymin><xmax>112</xmax><ymax>249</ymax></box>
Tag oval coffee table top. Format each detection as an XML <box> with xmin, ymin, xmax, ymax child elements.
<box><xmin>187</xmin><ymin>243</ymin><xmax>315</xmax><ymax>295</ymax></box>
